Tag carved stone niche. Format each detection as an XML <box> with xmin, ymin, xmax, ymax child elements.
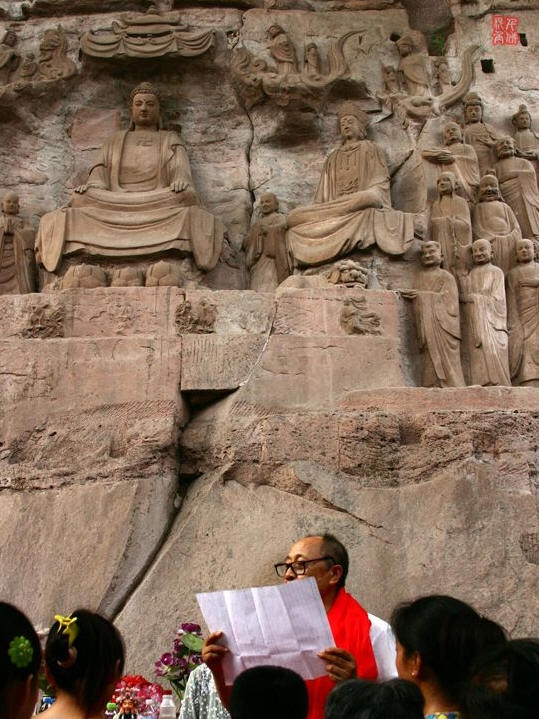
<box><xmin>35</xmin><ymin>82</ymin><xmax>225</xmax><ymax>291</ymax></box>
<box><xmin>231</xmin><ymin>27</ymin><xmax>370</xmax><ymax>111</ymax></box>
<box><xmin>80</xmin><ymin>1</ymin><xmax>214</xmax><ymax>60</ymax></box>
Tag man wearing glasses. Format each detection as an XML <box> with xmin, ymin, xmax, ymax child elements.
<box><xmin>202</xmin><ymin>533</ymin><xmax>395</xmax><ymax>719</ymax></box>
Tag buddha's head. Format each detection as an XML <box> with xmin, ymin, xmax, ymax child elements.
<box><xmin>443</xmin><ymin>121</ymin><xmax>462</xmax><ymax>146</ymax></box>
<box><xmin>472</xmin><ymin>238</ymin><xmax>492</xmax><ymax>265</ymax></box>
<box><xmin>496</xmin><ymin>136</ymin><xmax>516</xmax><ymax>159</ymax></box>
<box><xmin>516</xmin><ymin>238</ymin><xmax>534</xmax><ymax>264</ymax></box>
<box><xmin>479</xmin><ymin>173</ymin><xmax>501</xmax><ymax>202</ymax></box>
<box><xmin>337</xmin><ymin>102</ymin><xmax>369</xmax><ymax>142</ymax></box>
<box><xmin>512</xmin><ymin>104</ymin><xmax>532</xmax><ymax>131</ymax></box>
<box><xmin>259</xmin><ymin>193</ymin><xmax>278</xmax><ymax>215</ymax></box>
<box><xmin>437</xmin><ymin>171</ymin><xmax>456</xmax><ymax>197</ymax></box>
<box><xmin>129</xmin><ymin>82</ymin><xmax>162</xmax><ymax>130</ymax></box>
<box><xmin>463</xmin><ymin>92</ymin><xmax>483</xmax><ymax>124</ymax></box>
<box><xmin>2</xmin><ymin>191</ymin><xmax>19</xmax><ymax>216</ymax></box>
<box><xmin>420</xmin><ymin>240</ymin><xmax>442</xmax><ymax>268</ymax></box>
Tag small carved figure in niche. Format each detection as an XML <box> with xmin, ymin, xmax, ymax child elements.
<box><xmin>0</xmin><ymin>192</ymin><xmax>36</xmax><ymax>295</ymax></box>
<box><xmin>286</xmin><ymin>101</ymin><xmax>415</xmax><ymax>267</ymax></box>
<box><xmin>38</xmin><ymin>26</ymin><xmax>76</xmax><ymax>81</ymax></box>
<box><xmin>304</xmin><ymin>43</ymin><xmax>322</xmax><ymax>78</ymax></box>
<box><xmin>244</xmin><ymin>193</ymin><xmax>290</xmax><ymax>291</ymax></box>
<box><xmin>0</xmin><ymin>30</ymin><xmax>19</xmax><ymax>85</ymax></box>
<box><xmin>432</xmin><ymin>57</ymin><xmax>453</xmax><ymax>95</ymax></box>
<box><xmin>495</xmin><ymin>136</ymin><xmax>539</xmax><ymax>245</ymax></box>
<box><xmin>422</xmin><ymin>121</ymin><xmax>480</xmax><ymax>204</ymax></box>
<box><xmin>511</xmin><ymin>104</ymin><xmax>539</xmax><ymax>187</ymax></box>
<box><xmin>13</xmin><ymin>53</ymin><xmax>37</xmax><ymax>88</ymax></box>
<box><xmin>462</xmin><ymin>92</ymin><xmax>499</xmax><ymax>177</ymax></box>
<box><xmin>472</xmin><ymin>173</ymin><xmax>521</xmax><ymax>275</ymax></box>
<box><xmin>327</xmin><ymin>259</ymin><xmax>368</xmax><ymax>287</ymax></box>
<box><xmin>401</xmin><ymin>241</ymin><xmax>465</xmax><ymax>388</ymax></box>
<box><xmin>506</xmin><ymin>238</ymin><xmax>539</xmax><ymax>387</ymax></box>
<box><xmin>175</xmin><ymin>297</ymin><xmax>217</xmax><ymax>334</ymax></box>
<box><xmin>395</xmin><ymin>32</ymin><xmax>430</xmax><ymax>97</ymax></box>
<box><xmin>340</xmin><ymin>296</ymin><xmax>381</xmax><ymax>335</ymax></box>
<box><xmin>459</xmin><ymin>239</ymin><xmax>511</xmax><ymax>387</ymax></box>
<box><xmin>267</xmin><ymin>25</ymin><xmax>298</xmax><ymax>75</ymax></box>
<box><xmin>35</xmin><ymin>82</ymin><xmax>224</xmax><ymax>280</ymax></box>
<box><xmin>382</xmin><ymin>65</ymin><xmax>400</xmax><ymax>94</ymax></box>
<box><xmin>22</xmin><ymin>301</ymin><xmax>65</xmax><ymax>339</ymax></box>
<box><xmin>430</xmin><ymin>171</ymin><xmax>472</xmax><ymax>278</ymax></box>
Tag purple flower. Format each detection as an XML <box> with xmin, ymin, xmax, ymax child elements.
<box><xmin>173</xmin><ymin>639</ymin><xmax>183</xmax><ymax>654</ymax></box>
<box><xmin>180</xmin><ymin>622</ymin><xmax>201</xmax><ymax>634</ymax></box>
<box><xmin>160</xmin><ymin>653</ymin><xmax>175</xmax><ymax>666</ymax></box>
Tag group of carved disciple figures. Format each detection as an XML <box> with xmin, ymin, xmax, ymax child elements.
<box><xmin>1</xmin><ymin>82</ymin><xmax>539</xmax><ymax>389</ymax></box>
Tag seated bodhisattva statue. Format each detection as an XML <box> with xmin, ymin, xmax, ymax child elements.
<box><xmin>36</xmin><ymin>82</ymin><xmax>224</xmax><ymax>276</ymax></box>
<box><xmin>286</xmin><ymin>102</ymin><xmax>415</xmax><ymax>267</ymax></box>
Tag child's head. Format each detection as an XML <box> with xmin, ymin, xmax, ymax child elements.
<box><xmin>45</xmin><ymin>609</ymin><xmax>125</xmax><ymax>713</ymax></box>
<box><xmin>326</xmin><ymin>679</ymin><xmax>424</xmax><ymax>719</ymax></box>
<box><xmin>0</xmin><ymin>602</ymin><xmax>42</xmax><ymax>719</ymax></box>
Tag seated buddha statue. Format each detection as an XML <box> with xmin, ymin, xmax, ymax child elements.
<box><xmin>36</xmin><ymin>82</ymin><xmax>224</xmax><ymax>276</ymax></box>
<box><xmin>286</xmin><ymin>102</ymin><xmax>415</xmax><ymax>267</ymax></box>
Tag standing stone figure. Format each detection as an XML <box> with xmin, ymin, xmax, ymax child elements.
<box><xmin>459</xmin><ymin>239</ymin><xmax>510</xmax><ymax>386</ymax></box>
<box><xmin>267</xmin><ymin>25</ymin><xmax>298</xmax><ymax>75</ymax></box>
<box><xmin>35</xmin><ymin>82</ymin><xmax>224</xmax><ymax>277</ymax></box>
<box><xmin>304</xmin><ymin>43</ymin><xmax>322</xmax><ymax>78</ymax></box>
<box><xmin>511</xmin><ymin>104</ymin><xmax>539</xmax><ymax>185</ymax></box>
<box><xmin>472</xmin><ymin>173</ymin><xmax>521</xmax><ymax>275</ymax></box>
<box><xmin>395</xmin><ymin>33</ymin><xmax>430</xmax><ymax>97</ymax></box>
<box><xmin>430</xmin><ymin>171</ymin><xmax>472</xmax><ymax>278</ymax></box>
<box><xmin>401</xmin><ymin>241</ymin><xmax>465</xmax><ymax>388</ymax></box>
<box><xmin>462</xmin><ymin>92</ymin><xmax>499</xmax><ymax>177</ymax></box>
<box><xmin>0</xmin><ymin>30</ymin><xmax>19</xmax><ymax>85</ymax></box>
<box><xmin>422</xmin><ymin>121</ymin><xmax>480</xmax><ymax>204</ymax></box>
<box><xmin>0</xmin><ymin>192</ymin><xmax>36</xmax><ymax>295</ymax></box>
<box><xmin>286</xmin><ymin>101</ymin><xmax>415</xmax><ymax>267</ymax></box>
<box><xmin>506</xmin><ymin>238</ymin><xmax>539</xmax><ymax>387</ymax></box>
<box><xmin>495</xmin><ymin>136</ymin><xmax>539</xmax><ymax>244</ymax></box>
<box><xmin>243</xmin><ymin>193</ymin><xmax>290</xmax><ymax>291</ymax></box>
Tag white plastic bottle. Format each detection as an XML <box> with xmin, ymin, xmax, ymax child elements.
<box><xmin>159</xmin><ymin>691</ymin><xmax>176</xmax><ymax>719</ymax></box>
<box><xmin>141</xmin><ymin>698</ymin><xmax>157</xmax><ymax>719</ymax></box>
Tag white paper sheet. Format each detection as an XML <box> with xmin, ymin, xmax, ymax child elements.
<box><xmin>196</xmin><ymin>578</ymin><xmax>335</xmax><ymax>684</ymax></box>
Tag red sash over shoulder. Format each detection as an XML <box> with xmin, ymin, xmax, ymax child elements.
<box><xmin>306</xmin><ymin>588</ymin><xmax>378</xmax><ymax>719</ymax></box>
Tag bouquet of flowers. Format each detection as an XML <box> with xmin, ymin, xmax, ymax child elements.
<box><xmin>154</xmin><ymin>622</ymin><xmax>204</xmax><ymax>703</ymax></box>
<box><xmin>112</xmin><ymin>674</ymin><xmax>164</xmax><ymax>713</ymax></box>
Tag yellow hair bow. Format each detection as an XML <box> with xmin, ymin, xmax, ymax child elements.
<box><xmin>54</xmin><ymin>614</ymin><xmax>79</xmax><ymax>647</ymax></box>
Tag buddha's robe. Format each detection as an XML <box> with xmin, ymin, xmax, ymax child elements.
<box><xmin>36</xmin><ymin>129</ymin><xmax>224</xmax><ymax>273</ymax></box>
<box><xmin>287</xmin><ymin>141</ymin><xmax>414</xmax><ymax>266</ymax></box>
<box><xmin>463</xmin><ymin>263</ymin><xmax>510</xmax><ymax>386</ymax></box>
<box><xmin>472</xmin><ymin>200</ymin><xmax>521</xmax><ymax>275</ymax></box>
<box><xmin>0</xmin><ymin>214</ymin><xmax>35</xmax><ymax>295</ymax></box>
<box><xmin>513</xmin><ymin>127</ymin><xmax>539</xmax><ymax>187</ymax></box>
<box><xmin>463</xmin><ymin>121</ymin><xmax>499</xmax><ymax>177</ymax></box>
<box><xmin>243</xmin><ymin>211</ymin><xmax>289</xmax><ymax>291</ymax></box>
<box><xmin>495</xmin><ymin>155</ymin><xmax>539</xmax><ymax>240</ymax></box>
<box><xmin>507</xmin><ymin>260</ymin><xmax>539</xmax><ymax>385</ymax></box>
<box><xmin>431</xmin><ymin>194</ymin><xmax>472</xmax><ymax>277</ymax></box>
<box><xmin>413</xmin><ymin>266</ymin><xmax>465</xmax><ymax>387</ymax></box>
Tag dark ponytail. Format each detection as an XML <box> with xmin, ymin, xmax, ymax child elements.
<box><xmin>0</xmin><ymin>601</ymin><xmax>42</xmax><ymax>701</ymax></box>
<box><xmin>391</xmin><ymin>595</ymin><xmax>505</xmax><ymax>706</ymax></box>
<box><xmin>46</xmin><ymin>609</ymin><xmax>124</xmax><ymax>713</ymax></box>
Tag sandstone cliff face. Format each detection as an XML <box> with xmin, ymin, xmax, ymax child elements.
<box><xmin>0</xmin><ymin>0</ymin><xmax>538</xmax><ymax>679</ymax></box>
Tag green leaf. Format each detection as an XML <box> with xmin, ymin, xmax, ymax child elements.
<box><xmin>181</xmin><ymin>633</ymin><xmax>204</xmax><ymax>652</ymax></box>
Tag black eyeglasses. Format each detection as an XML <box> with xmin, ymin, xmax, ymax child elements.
<box><xmin>274</xmin><ymin>556</ymin><xmax>335</xmax><ymax>577</ymax></box>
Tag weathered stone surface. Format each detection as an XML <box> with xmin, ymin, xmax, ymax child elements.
<box><xmin>1</xmin><ymin>472</ymin><xmax>178</xmax><ymax>632</ymax></box>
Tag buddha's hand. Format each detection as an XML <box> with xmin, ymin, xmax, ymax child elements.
<box><xmin>171</xmin><ymin>180</ymin><xmax>189</xmax><ymax>193</ymax></box>
<box><xmin>318</xmin><ymin>647</ymin><xmax>357</xmax><ymax>683</ymax></box>
<box><xmin>74</xmin><ymin>184</ymin><xmax>89</xmax><ymax>194</ymax></box>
